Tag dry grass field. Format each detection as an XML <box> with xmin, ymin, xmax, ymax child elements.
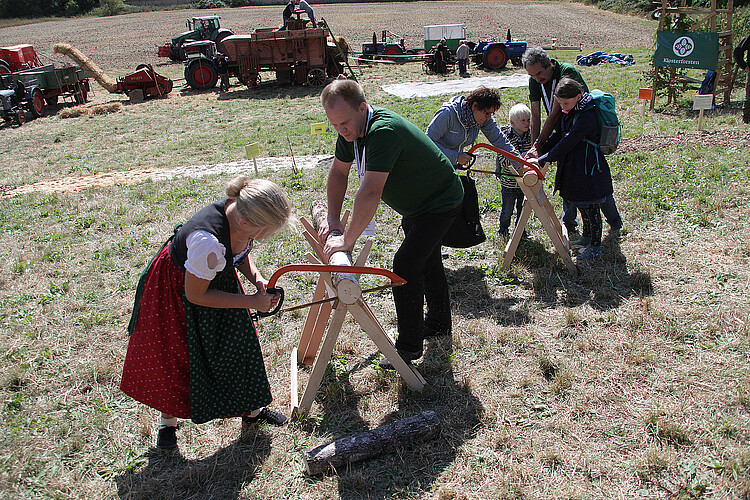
<box><xmin>1</xmin><ymin>2</ymin><xmax>749</xmax><ymax>499</ymax></box>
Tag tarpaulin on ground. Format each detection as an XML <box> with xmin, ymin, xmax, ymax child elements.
<box><xmin>381</xmin><ymin>73</ymin><xmax>529</xmax><ymax>98</ymax></box>
<box><xmin>576</xmin><ymin>52</ymin><xmax>635</xmax><ymax>66</ymax></box>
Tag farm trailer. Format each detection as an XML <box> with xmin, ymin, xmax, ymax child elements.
<box><xmin>184</xmin><ymin>19</ymin><xmax>348</xmax><ymax>90</ymax></box>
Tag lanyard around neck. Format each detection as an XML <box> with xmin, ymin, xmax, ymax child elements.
<box><xmin>541</xmin><ymin>79</ymin><xmax>557</xmax><ymax>114</ymax></box>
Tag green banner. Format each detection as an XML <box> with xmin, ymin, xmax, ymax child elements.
<box><xmin>654</xmin><ymin>31</ymin><xmax>718</xmax><ymax>70</ymax></box>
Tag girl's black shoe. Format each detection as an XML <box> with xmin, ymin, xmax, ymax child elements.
<box><xmin>157</xmin><ymin>426</ymin><xmax>177</xmax><ymax>449</ymax></box>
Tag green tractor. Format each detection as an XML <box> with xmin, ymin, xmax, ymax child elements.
<box><xmin>158</xmin><ymin>16</ymin><xmax>234</xmax><ymax>61</ymax></box>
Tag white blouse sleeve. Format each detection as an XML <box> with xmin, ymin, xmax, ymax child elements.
<box><xmin>184</xmin><ymin>230</ymin><xmax>227</xmax><ymax>281</ymax></box>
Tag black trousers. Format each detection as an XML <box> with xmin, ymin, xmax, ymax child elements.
<box><xmin>392</xmin><ymin>207</ymin><xmax>459</xmax><ymax>353</ymax></box>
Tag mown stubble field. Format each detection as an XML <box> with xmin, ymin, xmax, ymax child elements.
<box><xmin>1</xmin><ymin>2</ymin><xmax>749</xmax><ymax>500</ymax></box>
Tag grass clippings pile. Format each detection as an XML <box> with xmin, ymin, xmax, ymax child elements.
<box><xmin>57</xmin><ymin>102</ymin><xmax>123</xmax><ymax>119</ymax></box>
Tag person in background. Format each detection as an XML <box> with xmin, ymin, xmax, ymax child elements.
<box><xmin>456</xmin><ymin>39</ymin><xmax>470</xmax><ymax>76</ymax></box>
<box><xmin>434</xmin><ymin>38</ymin><xmax>449</xmax><ymax>74</ymax></box>
<box><xmin>299</xmin><ymin>0</ymin><xmax>317</xmax><ymax>28</ymax></box>
<box><xmin>426</xmin><ymin>87</ymin><xmax>521</xmax><ymax>170</ymax></box>
<box><xmin>496</xmin><ymin>103</ymin><xmax>532</xmax><ymax>239</ymax></box>
<box><xmin>318</xmin><ymin>78</ymin><xmax>463</xmax><ymax>369</ymax></box>
<box><xmin>523</xmin><ymin>46</ymin><xmax>623</xmax><ymax>236</ymax></box>
<box><xmin>734</xmin><ymin>33</ymin><xmax>750</xmax><ymax>124</ymax></box>
<box><xmin>536</xmin><ymin>78</ymin><xmax>614</xmax><ymax>261</ymax></box>
<box><xmin>121</xmin><ymin>176</ymin><xmax>293</xmax><ymax>450</ymax></box>
<box><xmin>281</xmin><ymin>0</ymin><xmax>294</xmax><ymax>30</ymax></box>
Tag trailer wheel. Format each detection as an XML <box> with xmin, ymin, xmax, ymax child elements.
<box><xmin>307</xmin><ymin>68</ymin><xmax>326</xmax><ymax>87</ymax></box>
<box><xmin>483</xmin><ymin>44</ymin><xmax>508</xmax><ymax>70</ymax></box>
<box><xmin>0</xmin><ymin>62</ymin><xmax>10</xmax><ymax>75</ymax></box>
<box><xmin>45</xmin><ymin>95</ymin><xmax>59</xmax><ymax>106</ymax></box>
<box><xmin>30</xmin><ymin>88</ymin><xmax>45</xmax><ymax>118</ymax></box>
<box><xmin>186</xmin><ymin>60</ymin><xmax>218</xmax><ymax>90</ymax></box>
<box><xmin>74</xmin><ymin>84</ymin><xmax>88</xmax><ymax>104</ymax></box>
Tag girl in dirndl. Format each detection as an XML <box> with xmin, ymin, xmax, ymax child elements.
<box><xmin>121</xmin><ymin>176</ymin><xmax>293</xmax><ymax>449</ymax></box>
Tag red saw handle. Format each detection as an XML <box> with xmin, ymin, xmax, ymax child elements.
<box><xmin>266</xmin><ymin>264</ymin><xmax>406</xmax><ymax>288</ymax></box>
<box><xmin>466</xmin><ymin>143</ymin><xmax>545</xmax><ymax>180</ymax></box>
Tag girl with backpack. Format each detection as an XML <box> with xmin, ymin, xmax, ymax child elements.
<box><xmin>535</xmin><ymin>77</ymin><xmax>613</xmax><ymax>261</ymax></box>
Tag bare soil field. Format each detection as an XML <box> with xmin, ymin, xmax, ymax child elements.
<box><xmin>0</xmin><ymin>1</ymin><xmax>655</xmax><ymax>72</ymax></box>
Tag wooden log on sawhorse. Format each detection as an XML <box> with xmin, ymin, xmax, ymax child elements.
<box><xmin>290</xmin><ymin>203</ymin><xmax>426</xmax><ymax>419</ymax></box>
<box><xmin>303</xmin><ymin>410</ymin><xmax>441</xmax><ymax>475</ymax></box>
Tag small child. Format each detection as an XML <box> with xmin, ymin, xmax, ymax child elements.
<box><xmin>536</xmin><ymin>78</ymin><xmax>614</xmax><ymax>261</ymax></box>
<box><xmin>121</xmin><ymin>176</ymin><xmax>294</xmax><ymax>449</ymax></box>
<box><xmin>496</xmin><ymin>103</ymin><xmax>532</xmax><ymax>238</ymax></box>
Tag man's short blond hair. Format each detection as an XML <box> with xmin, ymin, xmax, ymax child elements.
<box><xmin>509</xmin><ymin>103</ymin><xmax>531</xmax><ymax>123</ymax></box>
<box><xmin>320</xmin><ymin>77</ymin><xmax>366</xmax><ymax>110</ymax></box>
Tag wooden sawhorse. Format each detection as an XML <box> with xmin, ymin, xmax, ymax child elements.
<box><xmin>466</xmin><ymin>143</ymin><xmax>577</xmax><ymax>275</ymax></box>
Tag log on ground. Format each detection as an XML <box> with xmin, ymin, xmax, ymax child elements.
<box><xmin>303</xmin><ymin>410</ymin><xmax>441</xmax><ymax>475</ymax></box>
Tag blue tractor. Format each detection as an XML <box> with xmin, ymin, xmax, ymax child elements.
<box><xmin>472</xmin><ymin>31</ymin><xmax>527</xmax><ymax>71</ymax></box>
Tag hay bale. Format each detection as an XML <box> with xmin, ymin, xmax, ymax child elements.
<box><xmin>57</xmin><ymin>106</ymin><xmax>89</xmax><ymax>119</ymax></box>
<box><xmin>53</xmin><ymin>43</ymin><xmax>118</xmax><ymax>93</ymax></box>
<box><xmin>90</xmin><ymin>102</ymin><xmax>123</xmax><ymax>115</ymax></box>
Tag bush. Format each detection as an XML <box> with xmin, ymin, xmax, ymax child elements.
<box><xmin>229</xmin><ymin>0</ymin><xmax>251</xmax><ymax>6</ymax></box>
<box><xmin>193</xmin><ymin>0</ymin><xmax>226</xmax><ymax>8</ymax></box>
<box><xmin>95</xmin><ymin>0</ymin><xmax>127</xmax><ymax>16</ymax></box>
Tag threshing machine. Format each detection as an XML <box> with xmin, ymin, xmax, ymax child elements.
<box><xmin>184</xmin><ymin>18</ymin><xmax>348</xmax><ymax>90</ymax></box>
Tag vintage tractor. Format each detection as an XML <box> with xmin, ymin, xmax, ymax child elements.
<box><xmin>472</xmin><ymin>31</ymin><xmax>527</xmax><ymax>71</ymax></box>
<box><xmin>1</xmin><ymin>80</ymin><xmax>46</xmax><ymax>127</ymax></box>
<box><xmin>183</xmin><ymin>19</ymin><xmax>349</xmax><ymax>90</ymax></box>
<box><xmin>158</xmin><ymin>15</ymin><xmax>234</xmax><ymax>61</ymax></box>
<box><xmin>361</xmin><ymin>30</ymin><xmax>421</xmax><ymax>63</ymax></box>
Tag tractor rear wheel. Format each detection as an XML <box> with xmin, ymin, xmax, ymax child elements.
<box><xmin>383</xmin><ymin>46</ymin><xmax>403</xmax><ymax>63</ymax></box>
<box><xmin>30</xmin><ymin>88</ymin><xmax>45</xmax><ymax>118</ymax></box>
<box><xmin>186</xmin><ymin>60</ymin><xmax>218</xmax><ymax>90</ymax></box>
<box><xmin>483</xmin><ymin>44</ymin><xmax>509</xmax><ymax>70</ymax></box>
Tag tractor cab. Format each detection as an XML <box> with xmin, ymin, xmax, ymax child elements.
<box><xmin>188</xmin><ymin>16</ymin><xmax>221</xmax><ymax>39</ymax></box>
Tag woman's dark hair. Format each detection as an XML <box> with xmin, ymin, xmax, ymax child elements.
<box><xmin>554</xmin><ymin>77</ymin><xmax>584</xmax><ymax>99</ymax></box>
<box><xmin>465</xmin><ymin>86</ymin><xmax>501</xmax><ymax>111</ymax></box>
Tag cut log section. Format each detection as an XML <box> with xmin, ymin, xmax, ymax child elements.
<box><xmin>303</xmin><ymin>411</ymin><xmax>441</xmax><ymax>475</ymax></box>
<box><xmin>310</xmin><ymin>200</ymin><xmax>360</xmax><ymax>303</ymax></box>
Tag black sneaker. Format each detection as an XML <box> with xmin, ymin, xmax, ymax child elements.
<box><xmin>242</xmin><ymin>407</ymin><xmax>288</xmax><ymax>426</ymax></box>
<box><xmin>378</xmin><ymin>348</ymin><xmax>422</xmax><ymax>369</ymax></box>
<box><xmin>156</xmin><ymin>426</ymin><xmax>177</xmax><ymax>449</ymax></box>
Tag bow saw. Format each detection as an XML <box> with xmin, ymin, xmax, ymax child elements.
<box><xmin>251</xmin><ymin>264</ymin><xmax>406</xmax><ymax>320</ymax></box>
<box><xmin>457</xmin><ymin>142</ymin><xmax>545</xmax><ymax>180</ymax></box>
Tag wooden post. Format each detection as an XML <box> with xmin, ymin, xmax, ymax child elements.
<box><xmin>303</xmin><ymin>411</ymin><xmax>441</xmax><ymax>475</ymax></box>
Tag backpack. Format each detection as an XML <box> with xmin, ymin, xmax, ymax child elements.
<box><xmin>574</xmin><ymin>89</ymin><xmax>620</xmax><ymax>155</ymax></box>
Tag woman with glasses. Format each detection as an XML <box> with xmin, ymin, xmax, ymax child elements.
<box><xmin>426</xmin><ymin>86</ymin><xmax>521</xmax><ymax>168</ymax></box>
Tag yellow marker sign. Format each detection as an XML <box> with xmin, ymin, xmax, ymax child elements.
<box><xmin>245</xmin><ymin>142</ymin><xmax>260</xmax><ymax>158</ymax></box>
<box><xmin>310</xmin><ymin>122</ymin><xmax>326</xmax><ymax>135</ymax></box>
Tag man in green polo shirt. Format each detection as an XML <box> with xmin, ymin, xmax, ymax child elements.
<box><xmin>319</xmin><ymin>78</ymin><xmax>463</xmax><ymax>367</ymax></box>
<box><xmin>523</xmin><ymin>47</ymin><xmax>623</xmax><ymax>235</ymax></box>
<box><xmin>523</xmin><ymin>46</ymin><xmax>588</xmax><ymax>155</ymax></box>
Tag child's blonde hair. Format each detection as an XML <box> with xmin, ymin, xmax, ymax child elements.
<box><xmin>508</xmin><ymin>103</ymin><xmax>531</xmax><ymax>123</ymax></box>
<box><xmin>226</xmin><ymin>176</ymin><xmax>294</xmax><ymax>231</ymax></box>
